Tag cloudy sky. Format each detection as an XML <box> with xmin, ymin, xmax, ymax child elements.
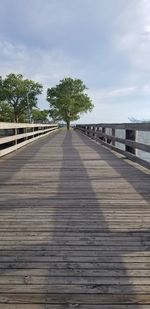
<box><xmin>0</xmin><ymin>0</ymin><xmax>150</xmax><ymax>123</ymax></box>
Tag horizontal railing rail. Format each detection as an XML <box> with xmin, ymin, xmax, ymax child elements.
<box><xmin>0</xmin><ymin>122</ymin><xmax>58</xmax><ymax>157</ymax></box>
<box><xmin>76</xmin><ymin>123</ymin><xmax>150</xmax><ymax>169</ymax></box>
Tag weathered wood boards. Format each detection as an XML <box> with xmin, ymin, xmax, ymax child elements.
<box><xmin>0</xmin><ymin>129</ymin><xmax>150</xmax><ymax>307</ymax></box>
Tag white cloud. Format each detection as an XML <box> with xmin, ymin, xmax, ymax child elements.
<box><xmin>115</xmin><ymin>0</ymin><xmax>150</xmax><ymax>71</ymax></box>
<box><xmin>88</xmin><ymin>86</ymin><xmax>136</xmax><ymax>101</ymax></box>
<box><xmin>0</xmin><ymin>0</ymin><xmax>150</xmax><ymax>122</ymax></box>
<box><xmin>0</xmin><ymin>36</ymin><xmax>87</xmax><ymax>110</ymax></box>
<box><xmin>0</xmin><ymin>39</ymin><xmax>82</xmax><ymax>107</ymax></box>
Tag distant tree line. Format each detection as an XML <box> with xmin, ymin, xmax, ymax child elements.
<box><xmin>129</xmin><ymin>117</ymin><xmax>150</xmax><ymax>123</ymax></box>
<box><xmin>0</xmin><ymin>74</ymin><xmax>49</xmax><ymax>123</ymax></box>
<box><xmin>0</xmin><ymin>73</ymin><xmax>93</xmax><ymax>129</ymax></box>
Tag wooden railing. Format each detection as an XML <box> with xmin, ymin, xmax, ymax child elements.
<box><xmin>0</xmin><ymin>122</ymin><xmax>58</xmax><ymax>157</ymax></box>
<box><xmin>76</xmin><ymin>123</ymin><xmax>150</xmax><ymax>169</ymax></box>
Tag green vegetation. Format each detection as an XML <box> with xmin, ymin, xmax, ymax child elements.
<box><xmin>0</xmin><ymin>74</ymin><xmax>93</xmax><ymax>126</ymax></box>
<box><xmin>0</xmin><ymin>101</ymin><xmax>14</xmax><ymax>122</ymax></box>
<box><xmin>0</xmin><ymin>73</ymin><xmax>42</xmax><ymax>123</ymax></box>
<box><xmin>47</xmin><ymin>77</ymin><xmax>94</xmax><ymax>130</ymax></box>
<box><xmin>32</xmin><ymin>108</ymin><xmax>49</xmax><ymax>123</ymax></box>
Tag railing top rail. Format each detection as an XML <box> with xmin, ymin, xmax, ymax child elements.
<box><xmin>77</xmin><ymin>123</ymin><xmax>150</xmax><ymax>131</ymax></box>
<box><xmin>0</xmin><ymin>122</ymin><xmax>58</xmax><ymax>129</ymax></box>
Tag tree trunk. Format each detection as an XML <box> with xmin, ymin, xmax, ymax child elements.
<box><xmin>14</xmin><ymin>112</ymin><xmax>19</xmax><ymax>123</ymax></box>
<box><xmin>14</xmin><ymin>106</ymin><xmax>19</xmax><ymax>123</ymax></box>
<box><xmin>66</xmin><ymin>120</ymin><xmax>70</xmax><ymax>130</ymax></box>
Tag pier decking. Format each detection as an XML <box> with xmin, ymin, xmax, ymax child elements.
<box><xmin>0</xmin><ymin>129</ymin><xmax>150</xmax><ymax>308</ymax></box>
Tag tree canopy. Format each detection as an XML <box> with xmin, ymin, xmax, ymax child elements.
<box><xmin>0</xmin><ymin>73</ymin><xmax>43</xmax><ymax>122</ymax></box>
<box><xmin>47</xmin><ymin>77</ymin><xmax>94</xmax><ymax>129</ymax></box>
<box><xmin>32</xmin><ymin>108</ymin><xmax>49</xmax><ymax>123</ymax></box>
<box><xmin>0</xmin><ymin>101</ymin><xmax>14</xmax><ymax>122</ymax></box>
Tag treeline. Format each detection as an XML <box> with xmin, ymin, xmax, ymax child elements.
<box><xmin>0</xmin><ymin>74</ymin><xmax>93</xmax><ymax>128</ymax></box>
<box><xmin>0</xmin><ymin>73</ymin><xmax>50</xmax><ymax>123</ymax></box>
<box><xmin>129</xmin><ymin>117</ymin><xmax>150</xmax><ymax>123</ymax></box>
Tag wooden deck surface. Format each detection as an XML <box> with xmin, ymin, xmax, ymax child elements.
<box><xmin>0</xmin><ymin>129</ymin><xmax>150</xmax><ymax>308</ymax></box>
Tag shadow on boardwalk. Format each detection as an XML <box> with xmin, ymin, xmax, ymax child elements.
<box><xmin>77</xmin><ymin>130</ymin><xmax>150</xmax><ymax>204</ymax></box>
<box><xmin>0</xmin><ymin>129</ymin><xmax>149</xmax><ymax>307</ymax></box>
<box><xmin>0</xmin><ymin>130</ymin><xmax>60</xmax><ymax>187</ymax></box>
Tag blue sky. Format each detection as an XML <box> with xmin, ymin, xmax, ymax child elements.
<box><xmin>0</xmin><ymin>0</ymin><xmax>150</xmax><ymax>123</ymax></box>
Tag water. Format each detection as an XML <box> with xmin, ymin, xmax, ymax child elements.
<box><xmin>136</xmin><ymin>131</ymin><xmax>150</xmax><ymax>163</ymax></box>
<box><xmin>114</xmin><ymin>129</ymin><xmax>150</xmax><ymax>163</ymax></box>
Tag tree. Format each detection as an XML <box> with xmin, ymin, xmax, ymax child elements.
<box><xmin>0</xmin><ymin>77</ymin><xmax>3</xmax><ymax>101</ymax></box>
<box><xmin>47</xmin><ymin>77</ymin><xmax>94</xmax><ymax>129</ymax></box>
<box><xmin>32</xmin><ymin>108</ymin><xmax>49</xmax><ymax>123</ymax></box>
<box><xmin>1</xmin><ymin>73</ymin><xmax>43</xmax><ymax>122</ymax></box>
<box><xmin>0</xmin><ymin>101</ymin><xmax>14</xmax><ymax>122</ymax></box>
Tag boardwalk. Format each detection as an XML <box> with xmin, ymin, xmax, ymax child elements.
<box><xmin>0</xmin><ymin>129</ymin><xmax>150</xmax><ymax>308</ymax></box>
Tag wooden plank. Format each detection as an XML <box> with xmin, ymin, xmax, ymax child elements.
<box><xmin>0</xmin><ymin>262</ymin><xmax>149</xmax><ymax>269</ymax></box>
<box><xmin>0</xmin><ymin>293</ymin><xmax>150</xmax><ymax>304</ymax></box>
<box><xmin>0</xmin><ymin>303</ymin><xmax>150</xmax><ymax>309</ymax></box>
<box><xmin>0</xmin><ymin>122</ymin><xmax>58</xmax><ymax>129</ymax></box>
<box><xmin>1</xmin><ymin>250</ymin><xmax>150</xmax><ymax>257</ymax></box>
<box><xmin>0</xmin><ymin>284</ymin><xmax>150</xmax><ymax>294</ymax></box>
<box><xmin>0</xmin><ymin>256</ymin><xmax>150</xmax><ymax>263</ymax></box>
<box><xmin>0</xmin><ymin>275</ymin><xmax>150</xmax><ymax>285</ymax></box>
<box><xmin>0</xmin><ymin>268</ymin><xmax>149</xmax><ymax>277</ymax></box>
<box><xmin>0</xmin><ymin>305</ymin><xmax>149</xmax><ymax>309</ymax></box>
<box><xmin>76</xmin><ymin>122</ymin><xmax>150</xmax><ymax>131</ymax></box>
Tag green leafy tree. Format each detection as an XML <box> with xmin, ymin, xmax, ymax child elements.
<box><xmin>0</xmin><ymin>76</ymin><xmax>6</xmax><ymax>102</ymax></box>
<box><xmin>47</xmin><ymin>77</ymin><xmax>94</xmax><ymax>130</ymax></box>
<box><xmin>32</xmin><ymin>108</ymin><xmax>49</xmax><ymax>123</ymax></box>
<box><xmin>0</xmin><ymin>101</ymin><xmax>14</xmax><ymax>122</ymax></box>
<box><xmin>1</xmin><ymin>73</ymin><xmax>43</xmax><ymax>122</ymax></box>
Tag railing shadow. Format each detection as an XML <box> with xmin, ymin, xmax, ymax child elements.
<box><xmin>0</xmin><ymin>130</ymin><xmax>60</xmax><ymax>210</ymax></box>
<box><xmin>77</xmin><ymin>130</ymin><xmax>150</xmax><ymax>204</ymax></box>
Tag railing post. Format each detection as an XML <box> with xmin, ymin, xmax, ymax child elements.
<box><xmin>33</xmin><ymin>126</ymin><xmax>35</xmax><ymax>137</ymax></box>
<box><xmin>87</xmin><ymin>126</ymin><xmax>89</xmax><ymax>136</ymax></box>
<box><xmin>93</xmin><ymin>125</ymin><xmax>96</xmax><ymax>139</ymax></box>
<box><xmin>25</xmin><ymin>127</ymin><xmax>28</xmax><ymax>141</ymax></box>
<box><xmin>90</xmin><ymin>126</ymin><xmax>93</xmax><ymax>138</ymax></box>
<box><xmin>14</xmin><ymin>128</ymin><xmax>17</xmax><ymax>145</ymax></box>
<box><xmin>125</xmin><ymin>129</ymin><xmax>136</xmax><ymax>154</ymax></box>
<box><xmin>96</xmin><ymin>126</ymin><xmax>100</xmax><ymax>141</ymax></box>
<box><xmin>102</xmin><ymin>127</ymin><xmax>106</xmax><ymax>142</ymax></box>
<box><xmin>112</xmin><ymin>128</ymin><xmax>115</xmax><ymax>146</ymax></box>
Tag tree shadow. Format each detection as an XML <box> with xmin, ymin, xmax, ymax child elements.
<box><xmin>0</xmin><ymin>130</ymin><xmax>149</xmax><ymax>307</ymax></box>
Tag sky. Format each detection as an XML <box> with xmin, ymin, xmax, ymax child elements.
<box><xmin>0</xmin><ymin>0</ymin><xmax>150</xmax><ymax>123</ymax></box>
